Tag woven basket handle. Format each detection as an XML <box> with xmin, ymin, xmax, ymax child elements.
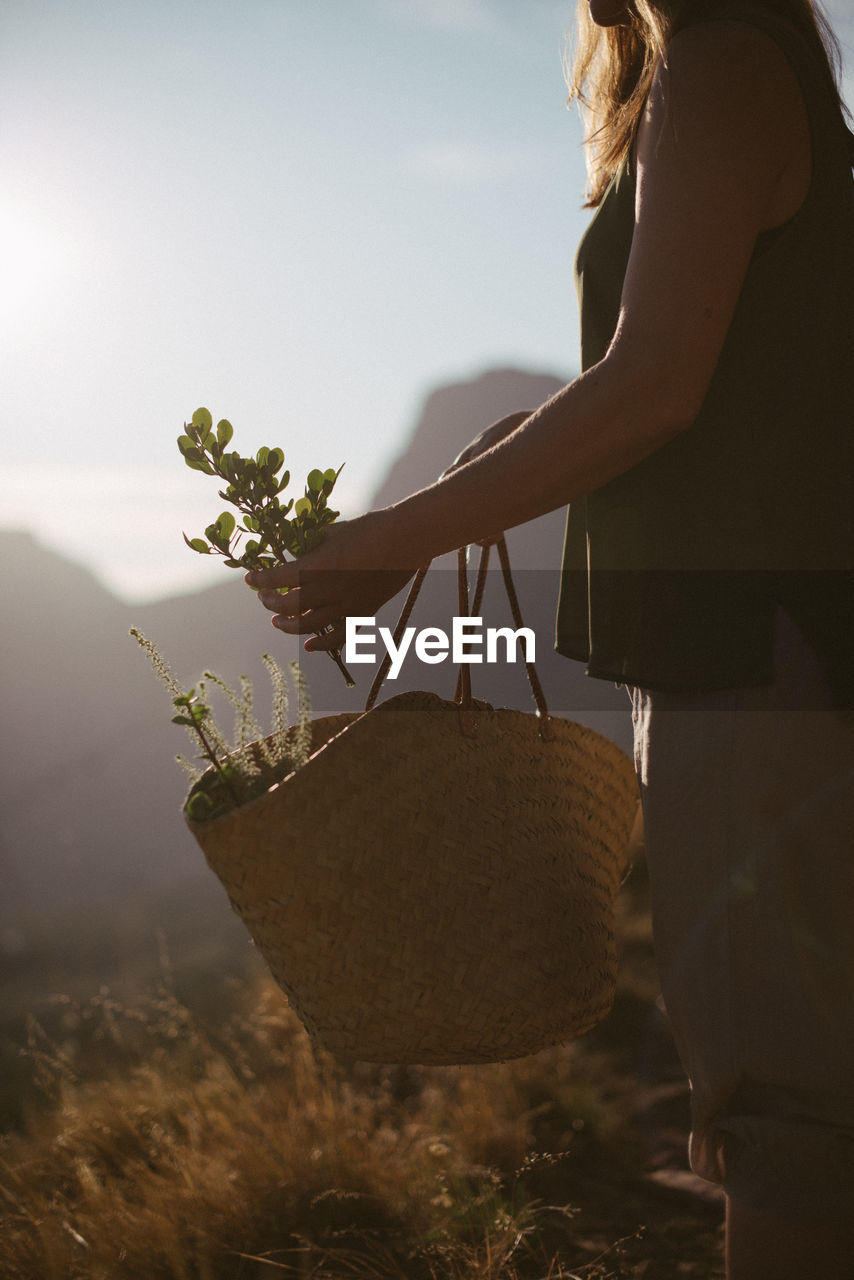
<box><xmin>365</xmin><ymin>537</ymin><xmax>554</xmax><ymax>741</ymax></box>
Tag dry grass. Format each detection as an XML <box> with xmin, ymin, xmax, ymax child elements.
<box><xmin>0</xmin><ymin>968</ymin><xmax>625</xmax><ymax>1280</ymax></box>
<box><xmin>0</xmin><ymin>866</ymin><xmax>725</xmax><ymax>1279</ymax></box>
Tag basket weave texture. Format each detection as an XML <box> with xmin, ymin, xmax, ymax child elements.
<box><xmin>188</xmin><ymin>694</ymin><xmax>637</xmax><ymax>1065</ymax></box>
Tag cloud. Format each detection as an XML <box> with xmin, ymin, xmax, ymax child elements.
<box><xmin>407</xmin><ymin>139</ymin><xmax>547</xmax><ymax>185</ymax></box>
<box><xmin>371</xmin><ymin>0</ymin><xmax>500</xmax><ymax>35</ymax></box>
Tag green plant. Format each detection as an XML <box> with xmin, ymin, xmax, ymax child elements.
<box><xmin>178</xmin><ymin>406</ymin><xmax>354</xmax><ymax>685</ymax></box>
<box><xmin>130</xmin><ymin>630</ymin><xmax>312</xmax><ymax>822</ymax></box>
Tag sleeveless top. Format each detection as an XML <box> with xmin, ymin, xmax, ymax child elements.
<box><xmin>555</xmin><ymin>1</ymin><xmax>854</xmax><ymax>705</ymax></box>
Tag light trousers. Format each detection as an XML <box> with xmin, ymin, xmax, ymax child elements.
<box><xmin>631</xmin><ymin>608</ymin><xmax>854</xmax><ymax>1220</ymax></box>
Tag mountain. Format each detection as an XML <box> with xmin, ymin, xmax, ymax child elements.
<box><xmin>371</xmin><ymin>366</ymin><xmax>572</xmax><ymax>571</ymax></box>
<box><xmin>373</xmin><ymin>367</ymin><xmax>562</xmax><ymax>505</ymax></box>
<box><xmin>0</xmin><ymin>367</ymin><xmax>631</xmax><ymax>989</ymax></box>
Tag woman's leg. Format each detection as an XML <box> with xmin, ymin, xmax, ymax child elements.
<box><xmin>725</xmin><ymin>1196</ymin><xmax>854</xmax><ymax>1280</ymax></box>
<box><xmin>631</xmin><ymin>609</ymin><xmax>854</xmax><ymax>1269</ymax></box>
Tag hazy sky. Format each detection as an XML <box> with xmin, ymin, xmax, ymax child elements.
<box><xmin>2</xmin><ymin>0</ymin><xmax>852</xmax><ymax>601</ymax></box>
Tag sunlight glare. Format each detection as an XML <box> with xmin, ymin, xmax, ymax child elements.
<box><xmin>0</xmin><ymin>200</ymin><xmax>70</xmax><ymax>331</ymax></box>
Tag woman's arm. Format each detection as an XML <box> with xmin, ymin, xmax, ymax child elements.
<box><xmin>441</xmin><ymin>409</ymin><xmax>534</xmax><ymax>476</ymax></box>
<box><xmin>250</xmin><ymin>20</ymin><xmax>810</xmax><ymax>645</ymax></box>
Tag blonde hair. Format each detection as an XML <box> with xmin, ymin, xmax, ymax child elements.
<box><xmin>567</xmin><ymin>0</ymin><xmax>853</xmax><ymax>206</ymax></box>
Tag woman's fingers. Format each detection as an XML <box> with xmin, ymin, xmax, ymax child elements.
<box><xmin>257</xmin><ymin>570</ymin><xmax>412</xmax><ymax>635</ymax></box>
<box><xmin>245</xmin><ymin>512</ymin><xmax>421</xmax><ymax>648</ymax></box>
<box><xmin>440</xmin><ymin>445</ymin><xmax>474</xmax><ymax>479</ymax></box>
<box><xmin>257</xmin><ymin>586</ymin><xmax>305</xmax><ymax>616</ymax></box>
<box><xmin>440</xmin><ymin>410</ymin><xmax>532</xmax><ymax>479</ymax></box>
<box><xmin>305</xmin><ymin>623</ymin><xmax>346</xmax><ymax>652</ymax></box>
<box><xmin>271</xmin><ymin>600</ymin><xmax>344</xmax><ymax>635</ymax></box>
<box><xmin>245</xmin><ymin>561</ymin><xmax>299</xmax><ymax>592</ymax></box>
<box><xmin>256</xmin><ymin>582</ymin><xmax>342</xmax><ymax>633</ymax></box>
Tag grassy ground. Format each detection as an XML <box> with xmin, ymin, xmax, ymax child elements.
<box><xmin>0</xmin><ymin>860</ymin><xmax>726</xmax><ymax>1279</ymax></box>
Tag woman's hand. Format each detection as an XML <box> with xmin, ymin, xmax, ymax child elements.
<box><xmin>245</xmin><ymin>508</ymin><xmax>421</xmax><ymax>651</ymax></box>
<box><xmin>439</xmin><ymin>410</ymin><xmax>531</xmax><ymax>545</ymax></box>
<box><xmin>247</xmin><ymin>413</ymin><xmax>534</xmax><ymax>649</ymax></box>
<box><xmin>441</xmin><ymin>410</ymin><xmax>532</xmax><ymax>478</ymax></box>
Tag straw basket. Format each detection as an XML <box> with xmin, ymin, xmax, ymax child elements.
<box><xmin>186</xmin><ymin>541</ymin><xmax>638</xmax><ymax>1065</ymax></box>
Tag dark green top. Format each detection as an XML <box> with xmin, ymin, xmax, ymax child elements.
<box><xmin>555</xmin><ymin>2</ymin><xmax>854</xmax><ymax>703</ymax></box>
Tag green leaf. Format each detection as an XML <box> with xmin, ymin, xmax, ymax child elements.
<box><xmin>216</xmin><ymin>418</ymin><xmax>234</xmax><ymax>448</ymax></box>
<box><xmin>205</xmin><ymin>521</ymin><xmax>231</xmax><ymax>552</ymax></box>
<box><xmin>182</xmin><ymin>448</ymin><xmax>215</xmax><ymax>475</ymax></box>
<box><xmin>186</xmin><ymin>792</ymin><xmax>214</xmax><ymax>822</ymax></box>
<box><xmin>177</xmin><ymin>434</ymin><xmax>195</xmax><ymax>455</ymax></box>
<box><xmin>216</xmin><ymin>511</ymin><xmax>236</xmax><ymax>540</ymax></box>
<box><xmin>306</xmin><ymin>468</ymin><xmax>324</xmax><ymax>492</ymax></box>
<box><xmin>224</xmin><ymin>452</ymin><xmax>243</xmax><ymax>481</ymax></box>
<box><xmin>256</xmin><ymin>446</ymin><xmax>270</xmax><ymax>469</ymax></box>
<box><xmin>192</xmin><ymin>407</ymin><xmax>213</xmax><ymax>432</ymax></box>
<box><xmin>268</xmin><ymin>448</ymin><xmax>284</xmax><ymax>473</ymax></box>
<box><xmin>323</xmin><ymin>467</ymin><xmax>339</xmax><ymax>484</ymax></box>
<box><xmin>294</xmin><ymin>497</ymin><xmax>311</xmax><ymax>517</ymax></box>
<box><xmin>171</xmin><ymin>714</ymin><xmax>195</xmax><ymax>727</ymax></box>
<box><xmin>183</xmin><ymin>533</ymin><xmax>211</xmax><ymax>554</ymax></box>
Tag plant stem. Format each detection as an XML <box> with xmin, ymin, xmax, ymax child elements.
<box><xmin>193</xmin><ymin>719</ymin><xmax>243</xmax><ymax>807</ymax></box>
<box><xmin>323</xmin><ymin>643</ymin><xmax>356</xmax><ymax>687</ymax></box>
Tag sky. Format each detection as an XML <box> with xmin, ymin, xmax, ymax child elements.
<box><xmin>2</xmin><ymin>0</ymin><xmax>852</xmax><ymax>602</ymax></box>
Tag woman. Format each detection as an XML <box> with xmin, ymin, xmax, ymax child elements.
<box><xmin>247</xmin><ymin>2</ymin><xmax>854</xmax><ymax>1275</ymax></box>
